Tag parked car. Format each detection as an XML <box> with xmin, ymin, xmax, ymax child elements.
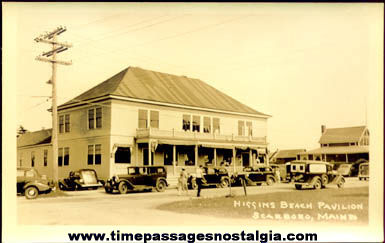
<box><xmin>104</xmin><ymin>166</ymin><xmax>168</xmax><ymax>194</ymax></box>
<box><xmin>58</xmin><ymin>169</ymin><xmax>104</xmax><ymax>191</ymax></box>
<box><xmin>234</xmin><ymin>166</ymin><xmax>276</xmax><ymax>186</ymax></box>
<box><xmin>337</xmin><ymin>163</ymin><xmax>354</xmax><ymax>177</ymax></box>
<box><xmin>286</xmin><ymin>160</ymin><xmax>345</xmax><ymax>190</ymax></box>
<box><xmin>358</xmin><ymin>163</ymin><xmax>369</xmax><ymax>181</ymax></box>
<box><xmin>17</xmin><ymin>167</ymin><xmax>54</xmax><ymax>199</ymax></box>
<box><xmin>188</xmin><ymin>166</ymin><xmax>231</xmax><ymax>189</ymax></box>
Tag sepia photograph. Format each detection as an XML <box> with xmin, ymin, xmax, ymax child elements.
<box><xmin>2</xmin><ymin>2</ymin><xmax>384</xmax><ymax>243</ymax></box>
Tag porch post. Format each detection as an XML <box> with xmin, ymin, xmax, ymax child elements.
<box><xmin>249</xmin><ymin>149</ymin><xmax>252</xmax><ymax>167</ymax></box>
<box><xmin>173</xmin><ymin>145</ymin><xmax>176</xmax><ymax>175</ymax></box>
<box><xmin>195</xmin><ymin>144</ymin><xmax>198</xmax><ymax>168</ymax></box>
<box><xmin>345</xmin><ymin>153</ymin><xmax>349</xmax><ymax>163</ymax></box>
<box><xmin>214</xmin><ymin>148</ymin><xmax>217</xmax><ymax>166</ymax></box>
<box><xmin>233</xmin><ymin>147</ymin><xmax>236</xmax><ymax>172</ymax></box>
<box><xmin>135</xmin><ymin>143</ymin><xmax>139</xmax><ymax>166</ymax></box>
<box><xmin>148</xmin><ymin>140</ymin><xmax>152</xmax><ymax>166</ymax></box>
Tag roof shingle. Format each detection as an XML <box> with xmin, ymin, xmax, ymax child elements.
<box><xmin>17</xmin><ymin>129</ymin><xmax>52</xmax><ymax>147</ymax></box>
<box><xmin>60</xmin><ymin>67</ymin><xmax>269</xmax><ymax>116</ymax></box>
<box><xmin>319</xmin><ymin>126</ymin><xmax>366</xmax><ymax>144</ymax></box>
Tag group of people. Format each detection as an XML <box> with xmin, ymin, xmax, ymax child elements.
<box><xmin>177</xmin><ymin>165</ymin><xmax>205</xmax><ymax>197</ymax></box>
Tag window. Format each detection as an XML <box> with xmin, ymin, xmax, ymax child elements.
<box><xmin>138</xmin><ymin>109</ymin><xmax>148</xmax><ymax>128</ymax></box>
<box><xmin>96</xmin><ymin>108</ymin><xmax>102</xmax><ymax>128</ymax></box>
<box><xmin>115</xmin><ymin>147</ymin><xmax>131</xmax><ymax>163</ymax></box>
<box><xmin>238</xmin><ymin>120</ymin><xmax>245</xmax><ymax>136</ymax></box>
<box><xmin>88</xmin><ymin>108</ymin><xmax>102</xmax><ymax>129</ymax></box>
<box><xmin>43</xmin><ymin>150</ymin><xmax>48</xmax><ymax>167</ymax></box>
<box><xmin>246</xmin><ymin>121</ymin><xmax>253</xmax><ymax>136</ymax></box>
<box><xmin>164</xmin><ymin>148</ymin><xmax>173</xmax><ymax>166</ymax></box>
<box><xmin>88</xmin><ymin>144</ymin><xmax>102</xmax><ymax>165</ymax></box>
<box><xmin>58</xmin><ymin>148</ymin><xmax>63</xmax><ymax>167</ymax></box>
<box><xmin>64</xmin><ymin>147</ymin><xmax>70</xmax><ymax>166</ymax></box>
<box><xmin>213</xmin><ymin>118</ymin><xmax>220</xmax><ymax>134</ymax></box>
<box><xmin>88</xmin><ymin>145</ymin><xmax>94</xmax><ymax>165</ymax></box>
<box><xmin>88</xmin><ymin>109</ymin><xmax>95</xmax><ymax>129</ymax></box>
<box><xmin>192</xmin><ymin>115</ymin><xmax>200</xmax><ymax>132</ymax></box>
<box><xmin>203</xmin><ymin>117</ymin><xmax>211</xmax><ymax>133</ymax></box>
<box><xmin>65</xmin><ymin>114</ymin><xmax>70</xmax><ymax>132</ymax></box>
<box><xmin>59</xmin><ymin>115</ymin><xmax>64</xmax><ymax>133</ymax></box>
<box><xmin>31</xmin><ymin>151</ymin><xmax>35</xmax><ymax>167</ymax></box>
<box><xmin>150</xmin><ymin>110</ymin><xmax>159</xmax><ymax>128</ymax></box>
<box><xmin>183</xmin><ymin>114</ymin><xmax>191</xmax><ymax>131</ymax></box>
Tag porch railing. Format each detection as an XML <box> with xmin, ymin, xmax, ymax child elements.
<box><xmin>136</xmin><ymin>128</ymin><xmax>266</xmax><ymax>144</ymax></box>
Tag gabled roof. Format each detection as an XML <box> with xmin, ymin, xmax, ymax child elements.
<box><xmin>17</xmin><ymin>129</ymin><xmax>52</xmax><ymax>147</ymax></box>
<box><xmin>319</xmin><ymin>126</ymin><xmax>367</xmax><ymax>144</ymax></box>
<box><xmin>275</xmin><ymin>149</ymin><xmax>306</xmax><ymax>159</ymax></box>
<box><xmin>60</xmin><ymin>67</ymin><xmax>269</xmax><ymax>117</ymax></box>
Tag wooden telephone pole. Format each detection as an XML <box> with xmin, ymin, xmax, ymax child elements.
<box><xmin>35</xmin><ymin>26</ymin><xmax>72</xmax><ymax>186</ymax></box>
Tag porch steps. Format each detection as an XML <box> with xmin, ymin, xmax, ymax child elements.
<box><xmin>167</xmin><ymin>176</ymin><xmax>179</xmax><ymax>189</ymax></box>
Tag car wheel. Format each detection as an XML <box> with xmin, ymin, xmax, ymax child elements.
<box><xmin>313</xmin><ymin>179</ymin><xmax>322</xmax><ymax>190</ymax></box>
<box><xmin>118</xmin><ymin>182</ymin><xmax>128</xmax><ymax>194</ymax></box>
<box><xmin>295</xmin><ymin>184</ymin><xmax>302</xmax><ymax>190</ymax></box>
<box><xmin>266</xmin><ymin>176</ymin><xmax>275</xmax><ymax>186</ymax></box>
<box><xmin>25</xmin><ymin>187</ymin><xmax>39</xmax><ymax>199</ymax></box>
<box><xmin>321</xmin><ymin>174</ymin><xmax>329</xmax><ymax>186</ymax></box>
<box><xmin>156</xmin><ymin>180</ymin><xmax>167</xmax><ymax>192</ymax></box>
<box><xmin>337</xmin><ymin>177</ymin><xmax>345</xmax><ymax>188</ymax></box>
<box><xmin>219</xmin><ymin>178</ymin><xmax>230</xmax><ymax>188</ymax></box>
<box><xmin>105</xmin><ymin>187</ymin><xmax>113</xmax><ymax>194</ymax></box>
<box><xmin>58</xmin><ymin>182</ymin><xmax>65</xmax><ymax>190</ymax></box>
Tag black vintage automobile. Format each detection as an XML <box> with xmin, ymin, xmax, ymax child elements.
<box><xmin>286</xmin><ymin>160</ymin><xmax>345</xmax><ymax>190</ymax></box>
<box><xmin>58</xmin><ymin>169</ymin><xmax>104</xmax><ymax>191</ymax></box>
<box><xmin>17</xmin><ymin>168</ymin><xmax>54</xmax><ymax>199</ymax></box>
<box><xmin>234</xmin><ymin>166</ymin><xmax>276</xmax><ymax>186</ymax></box>
<box><xmin>104</xmin><ymin>166</ymin><xmax>168</xmax><ymax>194</ymax></box>
<box><xmin>188</xmin><ymin>166</ymin><xmax>231</xmax><ymax>189</ymax></box>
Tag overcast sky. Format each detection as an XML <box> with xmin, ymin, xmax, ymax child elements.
<box><xmin>5</xmin><ymin>3</ymin><xmax>383</xmax><ymax>151</ymax></box>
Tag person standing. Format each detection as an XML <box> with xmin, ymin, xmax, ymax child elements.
<box><xmin>196</xmin><ymin>165</ymin><xmax>204</xmax><ymax>197</ymax></box>
<box><xmin>181</xmin><ymin>168</ymin><xmax>188</xmax><ymax>195</ymax></box>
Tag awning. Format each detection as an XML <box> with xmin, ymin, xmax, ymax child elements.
<box><xmin>199</xmin><ymin>144</ymin><xmax>234</xmax><ymax>150</ymax></box>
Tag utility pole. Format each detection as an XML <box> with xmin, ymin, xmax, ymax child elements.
<box><xmin>35</xmin><ymin>26</ymin><xmax>72</xmax><ymax>187</ymax></box>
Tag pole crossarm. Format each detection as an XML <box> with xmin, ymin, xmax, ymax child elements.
<box><xmin>38</xmin><ymin>26</ymin><xmax>67</xmax><ymax>40</ymax></box>
<box><xmin>42</xmin><ymin>46</ymin><xmax>69</xmax><ymax>57</ymax></box>
<box><xmin>36</xmin><ymin>56</ymin><xmax>72</xmax><ymax>65</ymax></box>
<box><xmin>34</xmin><ymin>38</ymin><xmax>73</xmax><ymax>48</ymax></box>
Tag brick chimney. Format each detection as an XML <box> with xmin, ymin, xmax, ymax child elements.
<box><xmin>321</xmin><ymin>125</ymin><xmax>326</xmax><ymax>134</ymax></box>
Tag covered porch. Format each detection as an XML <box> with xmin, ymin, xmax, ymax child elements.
<box><xmin>135</xmin><ymin>138</ymin><xmax>268</xmax><ymax>176</ymax></box>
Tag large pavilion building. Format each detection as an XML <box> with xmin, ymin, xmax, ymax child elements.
<box><xmin>17</xmin><ymin>67</ymin><xmax>271</xmax><ymax>180</ymax></box>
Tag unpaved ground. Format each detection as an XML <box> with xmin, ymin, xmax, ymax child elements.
<box><xmin>17</xmin><ymin>178</ymin><xmax>367</xmax><ymax>225</ymax></box>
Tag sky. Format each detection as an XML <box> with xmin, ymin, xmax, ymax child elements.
<box><xmin>5</xmin><ymin>2</ymin><xmax>383</xmax><ymax>151</ymax></box>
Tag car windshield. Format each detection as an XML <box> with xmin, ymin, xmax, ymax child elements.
<box><xmin>128</xmin><ymin>168</ymin><xmax>138</xmax><ymax>175</ymax></box>
<box><xmin>81</xmin><ymin>170</ymin><xmax>97</xmax><ymax>184</ymax></box>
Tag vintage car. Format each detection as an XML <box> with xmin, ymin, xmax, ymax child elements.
<box><xmin>104</xmin><ymin>166</ymin><xmax>168</xmax><ymax>194</ymax></box>
<box><xmin>188</xmin><ymin>166</ymin><xmax>231</xmax><ymax>189</ymax></box>
<box><xmin>17</xmin><ymin>167</ymin><xmax>54</xmax><ymax>199</ymax></box>
<box><xmin>286</xmin><ymin>160</ymin><xmax>345</xmax><ymax>190</ymax></box>
<box><xmin>234</xmin><ymin>166</ymin><xmax>276</xmax><ymax>186</ymax></box>
<box><xmin>358</xmin><ymin>162</ymin><xmax>369</xmax><ymax>181</ymax></box>
<box><xmin>336</xmin><ymin>163</ymin><xmax>354</xmax><ymax>177</ymax></box>
<box><xmin>58</xmin><ymin>169</ymin><xmax>104</xmax><ymax>191</ymax></box>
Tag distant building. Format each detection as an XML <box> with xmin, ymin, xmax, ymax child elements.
<box><xmin>17</xmin><ymin>67</ymin><xmax>271</xmax><ymax>180</ymax></box>
<box><xmin>298</xmin><ymin>125</ymin><xmax>369</xmax><ymax>165</ymax></box>
<box><xmin>270</xmin><ymin>149</ymin><xmax>306</xmax><ymax>164</ymax></box>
